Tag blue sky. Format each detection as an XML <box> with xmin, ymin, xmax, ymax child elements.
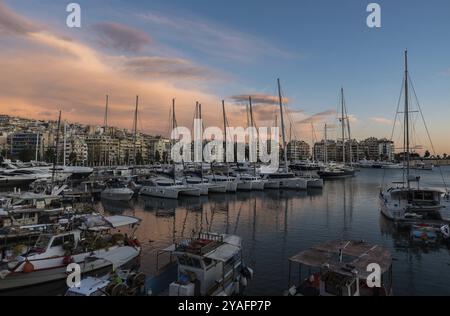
<box><xmin>2</xmin><ymin>0</ymin><xmax>450</xmax><ymax>153</ymax></box>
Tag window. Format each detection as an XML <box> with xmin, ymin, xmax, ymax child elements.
<box><xmin>51</xmin><ymin>236</ymin><xmax>64</xmax><ymax>248</ymax></box>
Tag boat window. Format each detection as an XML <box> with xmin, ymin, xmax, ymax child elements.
<box><xmin>349</xmin><ymin>280</ymin><xmax>357</xmax><ymax>296</ymax></box>
<box><xmin>35</xmin><ymin>234</ymin><xmax>52</xmax><ymax>249</ymax></box>
<box><xmin>203</xmin><ymin>258</ymin><xmax>214</xmax><ymax>268</ymax></box>
<box><xmin>423</xmin><ymin>191</ymin><xmax>434</xmax><ymax>201</ymax></box>
<box><xmin>51</xmin><ymin>236</ymin><xmax>64</xmax><ymax>248</ymax></box>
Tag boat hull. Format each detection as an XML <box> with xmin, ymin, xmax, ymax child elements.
<box><xmin>0</xmin><ymin>246</ymin><xmax>140</xmax><ymax>291</ymax></box>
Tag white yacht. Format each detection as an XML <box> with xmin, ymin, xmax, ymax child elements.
<box><xmin>140</xmin><ymin>178</ymin><xmax>201</xmax><ymax>199</ymax></box>
<box><xmin>0</xmin><ymin>215</ymin><xmax>141</xmax><ymax>291</ymax></box>
<box><xmin>239</xmin><ymin>174</ymin><xmax>267</xmax><ymax>191</ymax></box>
<box><xmin>261</xmin><ymin>172</ymin><xmax>308</xmax><ymax>190</ymax></box>
<box><xmin>101</xmin><ymin>187</ymin><xmax>134</xmax><ymax>202</ymax></box>
<box><xmin>184</xmin><ymin>176</ymin><xmax>227</xmax><ymax>194</ymax></box>
<box><xmin>205</xmin><ymin>175</ymin><xmax>238</xmax><ymax>193</ymax></box>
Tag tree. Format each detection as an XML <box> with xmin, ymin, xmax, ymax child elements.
<box><xmin>44</xmin><ymin>147</ymin><xmax>55</xmax><ymax>163</ymax></box>
<box><xmin>424</xmin><ymin>150</ymin><xmax>431</xmax><ymax>158</ymax></box>
<box><xmin>135</xmin><ymin>151</ymin><xmax>143</xmax><ymax>165</ymax></box>
<box><xmin>18</xmin><ymin>148</ymin><xmax>34</xmax><ymax>162</ymax></box>
<box><xmin>68</xmin><ymin>152</ymin><xmax>77</xmax><ymax>165</ymax></box>
<box><xmin>154</xmin><ymin>150</ymin><xmax>161</xmax><ymax>163</ymax></box>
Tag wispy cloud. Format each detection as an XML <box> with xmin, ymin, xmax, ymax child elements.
<box><xmin>138</xmin><ymin>11</ymin><xmax>295</xmax><ymax>62</ymax></box>
<box><xmin>91</xmin><ymin>22</ymin><xmax>152</xmax><ymax>53</ymax></box>
<box><xmin>0</xmin><ymin>2</ymin><xmax>37</xmax><ymax>35</ymax></box>
<box><xmin>0</xmin><ymin>2</ymin><xmax>241</xmax><ymax>135</ymax></box>
<box><xmin>370</xmin><ymin>116</ymin><xmax>394</xmax><ymax>125</ymax></box>
<box><xmin>229</xmin><ymin>94</ymin><xmax>288</xmax><ymax>105</ymax></box>
<box><xmin>298</xmin><ymin>110</ymin><xmax>336</xmax><ymax>124</ymax></box>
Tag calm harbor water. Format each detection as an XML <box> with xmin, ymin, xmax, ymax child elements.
<box><xmin>4</xmin><ymin>167</ymin><xmax>450</xmax><ymax>296</ymax></box>
<box><xmin>101</xmin><ymin>167</ymin><xmax>450</xmax><ymax>296</ymax></box>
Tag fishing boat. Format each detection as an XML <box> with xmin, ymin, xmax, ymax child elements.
<box><xmin>0</xmin><ymin>215</ymin><xmax>141</xmax><ymax>291</ymax></box>
<box><xmin>162</xmin><ymin>232</ymin><xmax>253</xmax><ymax>296</ymax></box>
<box><xmin>379</xmin><ymin>51</ymin><xmax>446</xmax><ymax>222</ymax></box>
<box><xmin>285</xmin><ymin>240</ymin><xmax>393</xmax><ymax>296</ymax></box>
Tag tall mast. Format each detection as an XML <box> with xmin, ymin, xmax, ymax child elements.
<box><xmin>249</xmin><ymin>96</ymin><xmax>257</xmax><ymax>175</ymax></box>
<box><xmin>63</xmin><ymin>121</ymin><xmax>67</xmax><ymax>166</ymax></box>
<box><xmin>324</xmin><ymin>123</ymin><xmax>328</xmax><ymax>164</ymax></box>
<box><xmin>222</xmin><ymin>100</ymin><xmax>227</xmax><ymax>164</ymax></box>
<box><xmin>133</xmin><ymin>95</ymin><xmax>139</xmax><ymax>165</ymax></box>
<box><xmin>104</xmin><ymin>95</ymin><xmax>109</xmax><ymax>134</ymax></box>
<box><xmin>104</xmin><ymin>95</ymin><xmax>109</xmax><ymax>166</ymax></box>
<box><xmin>311</xmin><ymin>122</ymin><xmax>315</xmax><ymax>161</ymax></box>
<box><xmin>404</xmin><ymin>49</ymin><xmax>410</xmax><ymax>187</ymax></box>
<box><xmin>51</xmin><ymin>110</ymin><xmax>62</xmax><ymax>191</ymax></box>
<box><xmin>277</xmin><ymin>78</ymin><xmax>288</xmax><ymax>172</ymax></box>
<box><xmin>199</xmin><ymin>103</ymin><xmax>204</xmax><ymax>182</ymax></box>
<box><xmin>341</xmin><ymin>87</ymin><xmax>346</xmax><ymax>165</ymax></box>
<box><xmin>172</xmin><ymin>98</ymin><xmax>176</xmax><ymax>184</ymax></box>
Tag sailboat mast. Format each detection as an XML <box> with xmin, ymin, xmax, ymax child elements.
<box><xmin>324</xmin><ymin>123</ymin><xmax>328</xmax><ymax>164</ymax></box>
<box><xmin>199</xmin><ymin>103</ymin><xmax>204</xmax><ymax>182</ymax></box>
<box><xmin>104</xmin><ymin>95</ymin><xmax>109</xmax><ymax>166</ymax></box>
<box><xmin>277</xmin><ymin>78</ymin><xmax>288</xmax><ymax>172</ymax></box>
<box><xmin>51</xmin><ymin>110</ymin><xmax>62</xmax><ymax>190</ymax></box>
<box><xmin>341</xmin><ymin>87</ymin><xmax>346</xmax><ymax>165</ymax></box>
<box><xmin>404</xmin><ymin>50</ymin><xmax>410</xmax><ymax>187</ymax></box>
<box><xmin>133</xmin><ymin>95</ymin><xmax>139</xmax><ymax>165</ymax></box>
<box><xmin>249</xmin><ymin>96</ymin><xmax>257</xmax><ymax>175</ymax></box>
<box><xmin>222</xmin><ymin>100</ymin><xmax>227</xmax><ymax>164</ymax></box>
<box><xmin>172</xmin><ymin>98</ymin><xmax>176</xmax><ymax>184</ymax></box>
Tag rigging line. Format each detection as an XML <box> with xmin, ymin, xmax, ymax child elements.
<box><xmin>383</xmin><ymin>76</ymin><xmax>405</xmax><ymax>188</ymax></box>
<box><xmin>408</xmin><ymin>73</ymin><xmax>448</xmax><ymax>191</ymax></box>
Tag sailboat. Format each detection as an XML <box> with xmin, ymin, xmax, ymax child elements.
<box><xmin>318</xmin><ymin>88</ymin><xmax>356</xmax><ymax>179</ymax></box>
<box><xmin>379</xmin><ymin>50</ymin><xmax>444</xmax><ymax>221</ymax></box>
<box><xmin>205</xmin><ymin>100</ymin><xmax>239</xmax><ymax>192</ymax></box>
<box><xmin>140</xmin><ymin>99</ymin><xmax>201</xmax><ymax>199</ymax></box>
<box><xmin>261</xmin><ymin>79</ymin><xmax>307</xmax><ymax>190</ymax></box>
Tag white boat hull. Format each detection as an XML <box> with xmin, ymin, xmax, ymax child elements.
<box><xmin>0</xmin><ymin>246</ymin><xmax>140</xmax><ymax>291</ymax></box>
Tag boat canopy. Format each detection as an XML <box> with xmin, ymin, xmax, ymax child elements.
<box><xmin>289</xmin><ymin>240</ymin><xmax>392</xmax><ymax>279</ymax></box>
<box><xmin>87</xmin><ymin>246</ymin><xmax>139</xmax><ymax>270</ymax></box>
<box><xmin>204</xmin><ymin>243</ymin><xmax>240</xmax><ymax>262</ymax></box>
<box><xmin>82</xmin><ymin>215</ymin><xmax>140</xmax><ymax>231</ymax></box>
<box><xmin>105</xmin><ymin>215</ymin><xmax>141</xmax><ymax>228</ymax></box>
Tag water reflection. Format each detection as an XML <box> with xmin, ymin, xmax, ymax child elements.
<box><xmin>117</xmin><ymin>169</ymin><xmax>450</xmax><ymax>296</ymax></box>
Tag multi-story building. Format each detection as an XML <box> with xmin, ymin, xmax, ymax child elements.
<box><xmin>286</xmin><ymin>140</ymin><xmax>310</xmax><ymax>162</ymax></box>
<box><xmin>359</xmin><ymin>137</ymin><xmax>395</xmax><ymax>161</ymax></box>
<box><xmin>314</xmin><ymin>140</ymin><xmax>337</xmax><ymax>162</ymax></box>
<box><xmin>85</xmin><ymin>135</ymin><xmax>120</xmax><ymax>166</ymax></box>
<box><xmin>10</xmin><ymin>132</ymin><xmax>43</xmax><ymax>161</ymax></box>
<box><xmin>147</xmin><ymin>137</ymin><xmax>171</xmax><ymax>163</ymax></box>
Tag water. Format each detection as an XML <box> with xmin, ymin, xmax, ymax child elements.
<box><xmin>101</xmin><ymin>167</ymin><xmax>450</xmax><ymax>296</ymax></box>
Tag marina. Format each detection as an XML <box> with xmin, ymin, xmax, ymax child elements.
<box><xmin>1</xmin><ymin>166</ymin><xmax>450</xmax><ymax>296</ymax></box>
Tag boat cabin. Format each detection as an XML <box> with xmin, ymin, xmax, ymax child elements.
<box><xmin>388</xmin><ymin>188</ymin><xmax>442</xmax><ymax>207</ymax></box>
<box><xmin>163</xmin><ymin>233</ymin><xmax>247</xmax><ymax>296</ymax></box>
<box><xmin>287</xmin><ymin>240</ymin><xmax>393</xmax><ymax>297</ymax></box>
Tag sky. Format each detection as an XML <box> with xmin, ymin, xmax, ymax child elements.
<box><xmin>1</xmin><ymin>0</ymin><xmax>450</xmax><ymax>154</ymax></box>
